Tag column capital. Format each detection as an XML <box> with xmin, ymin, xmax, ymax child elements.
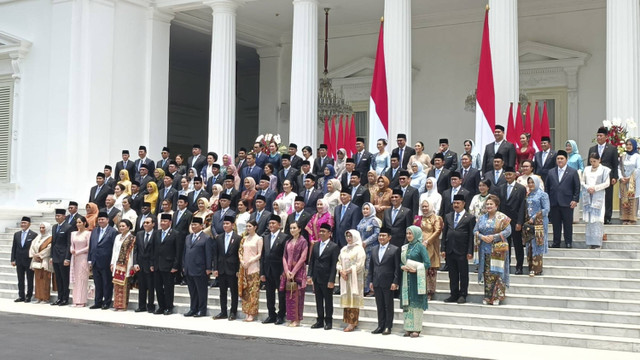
<box><xmin>256</xmin><ymin>46</ymin><xmax>282</xmax><ymax>59</ymax></box>
<box><xmin>204</xmin><ymin>0</ymin><xmax>252</xmax><ymax>12</ymax></box>
<box><xmin>292</xmin><ymin>0</ymin><xmax>318</xmax><ymax>4</ymax></box>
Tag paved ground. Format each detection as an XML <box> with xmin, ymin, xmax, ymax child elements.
<box><xmin>0</xmin><ymin>312</ymin><xmax>462</xmax><ymax>360</ymax></box>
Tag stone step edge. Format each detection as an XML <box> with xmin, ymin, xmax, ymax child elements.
<box><xmin>434</xmin><ymin>280</ymin><xmax>640</xmax><ymax>294</ymax></box>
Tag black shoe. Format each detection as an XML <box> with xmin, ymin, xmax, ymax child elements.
<box><xmin>457</xmin><ymin>296</ymin><xmax>466</xmax><ymax>304</ymax></box>
<box><xmin>605</xmin><ymin>220</ymin><xmax>611</xmax><ymax>225</ymax></box>
<box><xmin>324</xmin><ymin>323</ymin><xmax>332</xmax><ymax>330</ymax></box>
<box><xmin>50</xmin><ymin>299</ymin><xmax>61</xmax><ymax>305</ymax></box>
<box><xmin>58</xmin><ymin>300</ymin><xmax>68</xmax><ymax>306</ymax></box>
<box><xmin>262</xmin><ymin>316</ymin><xmax>276</xmax><ymax>324</ymax></box>
<box><xmin>371</xmin><ymin>327</ymin><xmax>383</xmax><ymax>334</ymax></box>
<box><xmin>550</xmin><ymin>244</ymin><xmax>560</xmax><ymax>248</ymax></box>
<box><xmin>228</xmin><ymin>313</ymin><xmax>237</xmax><ymax>321</ymax></box>
<box><xmin>164</xmin><ymin>309</ymin><xmax>173</xmax><ymax>315</ymax></box>
<box><xmin>310</xmin><ymin>322</ymin><xmax>324</xmax><ymax>329</ymax></box>
<box><xmin>90</xmin><ymin>304</ymin><xmax>102</xmax><ymax>309</ymax></box>
<box><xmin>333</xmin><ymin>287</ymin><xmax>340</xmax><ymax>295</ymax></box>
<box><xmin>566</xmin><ymin>243</ymin><xmax>573</xmax><ymax>248</ymax></box>
<box><xmin>154</xmin><ymin>309</ymin><xmax>165</xmax><ymax>315</ymax></box>
<box><xmin>275</xmin><ymin>317</ymin><xmax>284</xmax><ymax>325</ymax></box>
<box><xmin>515</xmin><ymin>269</ymin><xmax>523</xmax><ymax>275</ymax></box>
<box><xmin>213</xmin><ymin>312</ymin><xmax>227</xmax><ymax>320</ymax></box>
<box><xmin>184</xmin><ymin>310</ymin><xmax>196</xmax><ymax>317</ymax></box>
<box><xmin>14</xmin><ymin>298</ymin><xmax>24</xmax><ymax>303</ymax></box>
<box><xmin>135</xmin><ymin>308</ymin><xmax>147</xmax><ymax>313</ymax></box>
<box><xmin>193</xmin><ymin>311</ymin><xmax>206</xmax><ymax>318</ymax></box>
<box><xmin>382</xmin><ymin>328</ymin><xmax>392</xmax><ymax>335</ymax></box>
<box><xmin>443</xmin><ymin>296</ymin><xmax>457</xmax><ymax>303</ymax></box>
<box><xmin>101</xmin><ymin>304</ymin><xmax>110</xmax><ymax>310</ymax></box>
<box><xmin>24</xmin><ymin>297</ymin><xmax>31</xmax><ymax>303</ymax></box>
<box><xmin>147</xmin><ymin>308</ymin><xmax>155</xmax><ymax>313</ymax></box>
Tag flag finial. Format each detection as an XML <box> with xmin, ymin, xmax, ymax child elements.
<box><xmin>380</xmin><ymin>16</ymin><xmax>384</xmax><ymax>22</ymax></box>
<box><xmin>486</xmin><ymin>4</ymin><xmax>490</xmax><ymax>11</ymax></box>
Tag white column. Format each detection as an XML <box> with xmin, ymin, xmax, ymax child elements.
<box><xmin>489</xmin><ymin>0</ymin><xmax>519</xmax><ymax>129</ymax></box>
<box><xmin>288</xmin><ymin>0</ymin><xmax>318</xmax><ymax>148</ymax></box>
<box><xmin>607</xmin><ymin>0</ymin><xmax>640</xmax><ymax>137</ymax></box>
<box><xmin>257</xmin><ymin>46</ymin><xmax>282</xmax><ymax>135</ymax></box>
<box><xmin>384</xmin><ymin>0</ymin><xmax>412</xmax><ymax>142</ymax></box>
<box><xmin>207</xmin><ymin>0</ymin><xmax>238</xmax><ymax>155</ymax></box>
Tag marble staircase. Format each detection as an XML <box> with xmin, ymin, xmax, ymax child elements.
<box><xmin>1</xmin><ymin>211</ymin><xmax>639</xmax><ymax>352</ymax></box>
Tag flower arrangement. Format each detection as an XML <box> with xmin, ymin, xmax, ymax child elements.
<box><xmin>255</xmin><ymin>133</ymin><xmax>288</xmax><ymax>155</ymax></box>
<box><xmin>600</xmin><ymin>118</ymin><xmax>637</xmax><ymax>156</ymax></box>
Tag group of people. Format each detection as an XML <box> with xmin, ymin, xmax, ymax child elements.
<box><xmin>10</xmin><ymin>125</ymin><xmax>640</xmax><ymax>336</ymax></box>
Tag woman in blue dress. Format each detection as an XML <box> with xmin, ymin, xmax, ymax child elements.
<box><xmin>474</xmin><ymin>194</ymin><xmax>512</xmax><ymax>305</ymax></box>
<box><xmin>524</xmin><ymin>176</ymin><xmax>550</xmax><ymax>276</ymax></box>
<box><xmin>372</xmin><ymin>139</ymin><xmax>390</xmax><ymax>175</ymax></box>
<box><xmin>356</xmin><ymin>202</ymin><xmax>380</xmax><ymax>296</ymax></box>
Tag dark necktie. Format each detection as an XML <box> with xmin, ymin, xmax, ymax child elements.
<box><xmin>144</xmin><ymin>233</ymin><xmax>150</xmax><ymax>247</ymax></box>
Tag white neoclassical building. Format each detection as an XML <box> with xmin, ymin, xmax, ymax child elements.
<box><xmin>0</xmin><ymin>0</ymin><xmax>639</xmax><ymax>207</ymax></box>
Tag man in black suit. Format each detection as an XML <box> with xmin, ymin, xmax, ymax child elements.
<box><xmin>89</xmin><ymin>172</ymin><xmax>112</xmax><ymax>209</ymax></box>
<box><xmin>398</xmin><ymin>170</ymin><xmax>420</xmax><ymax>215</ymax></box>
<box><xmin>134</xmin><ymin>216</ymin><xmax>157</xmax><ymax>313</ymax></box>
<box><xmin>460</xmin><ymin>154</ymin><xmax>481</xmax><ymax>196</ymax></box>
<box><xmin>168</xmin><ymin>161</ymin><xmax>183</xmax><ymax>191</ymax></box>
<box><xmin>212</xmin><ymin>216</ymin><xmax>242</xmax><ymax>321</ymax></box>
<box><xmin>300</xmin><ymin>174</ymin><xmax>323</xmax><ymax>214</ymax></box>
<box><xmin>172</xmin><ymin>196</ymin><xmax>192</xmax><ymax>286</ymax></box>
<box><xmin>249</xmin><ymin>195</ymin><xmax>272</xmax><ymax>236</ymax></box>
<box><xmin>432</xmin><ymin>138</ymin><xmax>458</xmax><ymax>171</ymax></box>
<box><xmin>349</xmin><ymin>171</ymin><xmax>370</xmax><ymax>207</ymax></box>
<box><xmin>391</xmin><ymin>133</ymin><xmax>416</xmax><ymax>170</ymax></box>
<box><xmin>426</xmin><ymin>153</ymin><xmax>451</xmax><ymax>194</ymax></box>
<box><xmin>157</xmin><ymin>174</ymin><xmax>178</xmax><ymax>214</ymax></box>
<box><xmin>51</xmin><ymin>208</ymin><xmax>72</xmax><ymax>305</ymax></box>
<box><xmin>138</xmin><ymin>164</ymin><xmax>154</xmax><ymax>195</ymax></box>
<box><xmin>441</xmin><ymin>194</ymin><xmax>475</xmax><ymax>304</ymax></box>
<box><xmin>496</xmin><ymin>166</ymin><xmax>527</xmax><ymax>273</ymax></box>
<box><xmin>65</xmin><ymin>201</ymin><xmax>80</xmax><ymax>230</ymax></box>
<box><xmin>260</xmin><ymin>215</ymin><xmax>289</xmax><ymax>324</ymax></box>
<box><xmin>482</xmin><ymin>125</ymin><xmax>516</xmax><ymax>174</ymax></box>
<box><xmin>285</xmin><ymin>196</ymin><xmax>311</xmax><ymax>239</ymax></box>
<box><xmin>255</xmin><ymin>175</ymin><xmax>277</xmax><ymax>212</ymax></box>
<box><xmin>187</xmin><ymin>144</ymin><xmax>207</xmax><ymax>175</ymax></box>
<box><xmin>313</xmin><ymin>144</ymin><xmax>335</xmax><ymax>178</ymax></box>
<box><xmin>129</xmin><ymin>181</ymin><xmax>143</xmax><ymax>214</ymax></box>
<box><xmin>533</xmin><ymin>136</ymin><xmax>557</xmax><ymax>185</ymax></box>
<box><xmin>296</xmin><ymin>160</ymin><xmax>313</xmax><ymax>191</ymax></box>
<box><xmin>152</xmin><ymin>213</ymin><xmax>183</xmax><ymax>315</ymax></box>
<box><xmin>589</xmin><ymin>127</ymin><xmax>619</xmax><ymax>224</ymax></box>
<box><xmin>11</xmin><ymin>216</ymin><xmax>37</xmax><ymax>302</ymax></box>
<box><xmin>484</xmin><ymin>153</ymin><xmax>506</xmax><ymax>189</ymax></box>
<box><xmin>307</xmin><ymin>223</ymin><xmax>339</xmax><ymax>330</ymax></box>
<box><xmin>115</xmin><ymin>150</ymin><xmax>136</xmax><ymax>182</ymax></box>
<box><xmin>188</xmin><ymin>177</ymin><xmax>210</xmax><ymax>213</ymax></box>
<box><xmin>241</xmin><ymin>153</ymin><xmax>264</xmax><ymax>191</ymax></box>
<box><xmin>205</xmin><ymin>164</ymin><xmax>223</xmax><ymax>194</ymax></box>
<box><xmin>546</xmin><ymin>150</ymin><xmax>581</xmax><ymax>248</ymax></box>
<box><xmin>103</xmin><ymin>165</ymin><xmax>116</xmax><ymax>190</ymax></box>
<box><xmin>384</xmin><ymin>154</ymin><xmax>402</xmax><ymax>189</ymax></box>
<box><xmin>333</xmin><ymin>190</ymin><xmax>363</xmax><ymax>248</ymax></box>
<box><xmin>440</xmin><ymin>171</ymin><xmax>472</xmax><ymax>217</ymax></box>
<box><xmin>101</xmin><ymin>194</ymin><xmax>121</xmax><ymax>227</ymax></box>
<box><xmin>367</xmin><ymin>227</ymin><xmax>400</xmax><ymax>335</ymax></box>
<box><xmin>89</xmin><ymin>212</ymin><xmax>118</xmax><ymax>309</ymax></box>
<box><xmin>277</xmin><ymin>154</ymin><xmax>299</xmax><ymax>193</ymax></box>
<box><xmin>211</xmin><ymin>193</ymin><xmax>236</xmax><ymax>236</ymax></box>
<box><xmin>221</xmin><ymin>175</ymin><xmax>240</xmax><ymax>211</ymax></box>
<box><xmin>340</xmin><ymin>158</ymin><xmax>356</xmax><ymax>190</ymax></box>
<box><xmin>135</xmin><ymin>202</ymin><xmax>155</xmax><ymax>233</ymax></box>
<box><xmin>382</xmin><ymin>189</ymin><xmax>413</xmax><ymax>248</ymax></box>
<box><xmin>156</xmin><ymin>146</ymin><xmax>172</xmax><ymax>173</ymax></box>
<box><xmin>183</xmin><ymin>217</ymin><xmax>213</xmax><ymax>317</ymax></box>
<box><xmin>236</xmin><ymin>147</ymin><xmax>248</xmax><ymax>173</ymax></box>
<box><xmin>354</xmin><ymin>137</ymin><xmax>374</xmax><ymax>185</ymax></box>
<box><xmin>135</xmin><ymin>145</ymin><xmax>155</xmax><ymax>182</ymax></box>
<box><xmin>288</xmin><ymin>143</ymin><xmax>303</xmax><ymax>170</ymax></box>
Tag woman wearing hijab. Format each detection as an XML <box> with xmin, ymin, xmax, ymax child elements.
<box><xmin>418</xmin><ymin>177</ymin><xmax>442</xmax><ymax>216</ymax></box>
<box><xmin>524</xmin><ymin>176</ymin><xmax>550</xmax><ymax>276</ymax></box>
<box><xmin>409</xmin><ymin>162</ymin><xmax>427</xmax><ymax>194</ymax></box>
<box><xmin>191</xmin><ymin>197</ymin><xmax>214</xmax><ymax>234</ymax></box>
<box><xmin>241</xmin><ymin>177</ymin><xmax>257</xmax><ymax>212</ymax></box>
<box><xmin>117</xmin><ymin>169</ymin><xmax>132</xmax><ymax>195</ymax></box>
<box><xmin>581</xmin><ymin>152</ymin><xmax>611</xmax><ymax>248</ymax></box>
<box><xmin>459</xmin><ymin>139</ymin><xmax>482</xmax><ymax>170</ymax></box>
<box><xmin>85</xmin><ymin>202</ymin><xmax>99</xmax><ymax>231</ymax></box>
<box><xmin>408</xmin><ymin>141</ymin><xmax>432</xmax><ymax>174</ymax></box>
<box><xmin>318</xmin><ymin>164</ymin><xmax>336</xmax><ymax>194</ymax></box>
<box><xmin>620</xmin><ymin>139</ymin><xmax>640</xmax><ymax>224</ymax></box>
<box><xmin>356</xmin><ymin>202</ymin><xmax>380</xmax><ymax>296</ymax></box>
<box><xmin>305</xmin><ymin>199</ymin><xmax>334</xmax><ymax>246</ymax></box>
<box><xmin>223</xmin><ymin>154</ymin><xmax>241</xmax><ymax>190</ymax></box>
<box><xmin>221</xmin><ymin>154</ymin><xmax>232</xmax><ymax>177</ymax></box>
<box><xmin>29</xmin><ymin>222</ymin><xmax>53</xmax><ymax>303</ymax></box>
<box><xmin>209</xmin><ymin>184</ymin><xmax>223</xmax><ymax>213</ymax></box>
<box><xmin>413</xmin><ymin>200</ymin><xmax>442</xmax><ymax>300</ymax></box>
<box><xmin>334</xmin><ymin>148</ymin><xmax>347</xmax><ymax>179</ymax></box>
<box><xmin>400</xmin><ymin>225</ymin><xmax>430</xmax><ymax>338</ymax></box>
<box><xmin>566</xmin><ymin>140</ymin><xmax>585</xmax><ymax>223</ymax></box>
<box><xmin>272</xmin><ymin>199</ymin><xmax>289</xmax><ymax>228</ymax></box>
<box><xmin>144</xmin><ymin>182</ymin><xmax>159</xmax><ymax>215</ymax></box>
<box><xmin>372</xmin><ymin>176</ymin><xmax>392</xmax><ymax>220</ymax></box>
<box><xmin>70</xmin><ymin>216</ymin><xmax>91</xmax><ymax>307</ymax></box>
<box><xmin>322</xmin><ymin>178</ymin><xmax>342</xmax><ymax>214</ymax></box>
<box><xmin>337</xmin><ymin>229</ymin><xmax>366</xmax><ymax>332</ymax></box>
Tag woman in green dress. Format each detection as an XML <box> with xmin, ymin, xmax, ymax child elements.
<box><xmin>400</xmin><ymin>225</ymin><xmax>430</xmax><ymax>338</ymax></box>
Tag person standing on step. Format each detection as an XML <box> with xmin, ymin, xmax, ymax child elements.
<box><xmin>260</xmin><ymin>215</ymin><xmax>289</xmax><ymax>325</ymax></box>
<box><xmin>183</xmin><ymin>217</ymin><xmax>213</xmax><ymax>317</ymax></box>
<box><xmin>588</xmin><ymin>127</ymin><xmax>619</xmax><ymax>224</ymax></box>
<box><xmin>88</xmin><ymin>212</ymin><xmax>118</xmax><ymax>309</ymax></box>
<box><xmin>51</xmin><ymin>208</ymin><xmax>72</xmax><ymax>305</ymax></box>
<box><xmin>134</xmin><ymin>217</ymin><xmax>157</xmax><ymax>313</ymax></box>
<box><xmin>152</xmin><ymin>213</ymin><xmax>183</xmax><ymax>315</ymax></box>
<box><xmin>11</xmin><ymin>216</ymin><xmax>37</xmax><ymax>303</ymax></box>
<box><xmin>367</xmin><ymin>227</ymin><xmax>400</xmax><ymax>335</ymax></box>
<box><xmin>212</xmin><ymin>216</ymin><xmax>242</xmax><ymax>321</ymax></box>
<box><xmin>307</xmin><ymin>223</ymin><xmax>339</xmax><ymax>330</ymax></box>
<box><xmin>581</xmin><ymin>152</ymin><xmax>611</xmax><ymax>249</ymax></box>
<box><xmin>441</xmin><ymin>195</ymin><xmax>475</xmax><ymax>304</ymax></box>
<box><xmin>495</xmin><ymin>166</ymin><xmax>527</xmax><ymax>274</ymax></box>
<box><xmin>546</xmin><ymin>150</ymin><xmax>581</xmax><ymax>248</ymax></box>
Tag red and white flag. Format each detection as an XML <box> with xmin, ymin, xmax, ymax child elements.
<box><xmin>369</xmin><ymin>20</ymin><xmax>389</xmax><ymax>153</ymax></box>
<box><xmin>475</xmin><ymin>8</ymin><xmax>495</xmax><ymax>159</ymax></box>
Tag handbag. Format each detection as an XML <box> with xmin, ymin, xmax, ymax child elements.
<box><xmin>286</xmin><ymin>279</ymin><xmax>298</xmax><ymax>292</ymax></box>
<box><xmin>522</xmin><ymin>223</ymin><xmax>535</xmax><ymax>242</ymax></box>
<box><xmin>493</xmin><ymin>241</ymin><xmax>509</xmax><ymax>253</ymax></box>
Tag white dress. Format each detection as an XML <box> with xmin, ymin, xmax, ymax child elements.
<box><xmin>235</xmin><ymin>212</ymin><xmax>251</xmax><ymax>235</ymax></box>
<box><xmin>110</xmin><ymin>234</ymin><xmax>134</xmax><ymax>277</ymax></box>
<box><xmin>581</xmin><ymin>165</ymin><xmax>610</xmax><ymax>246</ymax></box>
<box><xmin>619</xmin><ymin>153</ymin><xmax>640</xmax><ymax>199</ymax></box>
